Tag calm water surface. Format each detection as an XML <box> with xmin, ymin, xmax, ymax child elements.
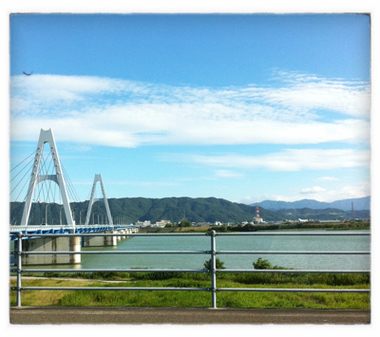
<box><xmin>24</xmin><ymin>230</ymin><xmax>370</xmax><ymax>271</ymax></box>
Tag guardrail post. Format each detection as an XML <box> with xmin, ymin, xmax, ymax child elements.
<box><xmin>210</xmin><ymin>230</ymin><xmax>217</xmax><ymax>309</ymax></box>
<box><xmin>16</xmin><ymin>232</ymin><xmax>22</xmax><ymax>307</ymax></box>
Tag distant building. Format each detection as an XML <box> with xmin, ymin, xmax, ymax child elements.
<box><xmin>135</xmin><ymin>220</ymin><xmax>151</xmax><ymax>227</ymax></box>
<box><xmin>155</xmin><ymin>220</ymin><xmax>170</xmax><ymax>227</ymax></box>
<box><xmin>283</xmin><ymin>219</ymin><xmax>296</xmax><ymax>223</ymax></box>
<box><xmin>318</xmin><ymin>220</ymin><xmax>341</xmax><ymax>223</ymax></box>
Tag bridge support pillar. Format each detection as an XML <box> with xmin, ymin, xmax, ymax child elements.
<box><xmin>82</xmin><ymin>231</ymin><xmax>117</xmax><ymax>247</ymax></box>
<box><xmin>20</xmin><ymin>236</ymin><xmax>81</xmax><ymax>266</ymax></box>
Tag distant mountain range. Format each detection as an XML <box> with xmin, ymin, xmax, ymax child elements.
<box><xmin>250</xmin><ymin>196</ymin><xmax>370</xmax><ymax>211</ymax></box>
<box><xmin>10</xmin><ymin>196</ymin><xmax>370</xmax><ymax>226</ymax></box>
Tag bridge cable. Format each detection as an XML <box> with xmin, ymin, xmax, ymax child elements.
<box><xmin>61</xmin><ymin>162</ymin><xmax>81</xmax><ymax>203</ymax></box>
<box><xmin>10</xmin><ymin>154</ymin><xmax>36</xmax><ymax>183</ymax></box>
<box><xmin>37</xmin><ymin>150</ymin><xmax>55</xmax><ymax>224</ymax></box>
<box><xmin>34</xmin><ymin>150</ymin><xmax>50</xmax><ymax>203</ymax></box>
<box><xmin>13</xmin><ymin>174</ymin><xmax>32</xmax><ymax>202</ymax></box>
<box><xmin>10</xmin><ymin>150</ymin><xmax>37</xmax><ymax>173</ymax></box>
<box><xmin>18</xmin><ymin>147</ymin><xmax>40</xmax><ymax>203</ymax></box>
<box><xmin>10</xmin><ymin>163</ymin><xmax>34</xmax><ymax>198</ymax></box>
<box><xmin>44</xmin><ymin>148</ymin><xmax>55</xmax><ymax>203</ymax></box>
<box><xmin>10</xmin><ymin>149</ymin><xmax>37</xmax><ymax>199</ymax></box>
<box><xmin>36</xmin><ymin>151</ymin><xmax>48</xmax><ymax>202</ymax></box>
<box><xmin>62</xmin><ymin>167</ymin><xmax>76</xmax><ymax>202</ymax></box>
<box><xmin>62</xmin><ymin>162</ymin><xmax>80</xmax><ymax>202</ymax></box>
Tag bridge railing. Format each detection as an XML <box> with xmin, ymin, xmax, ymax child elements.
<box><xmin>10</xmin><ymin>230</ymin><xmax>370</xmax><ymax>308</ymax></box>
<box><xmin>9</xmin><ymin>224</ymin><xmax>137</xmax><ymax>238</ymax></box>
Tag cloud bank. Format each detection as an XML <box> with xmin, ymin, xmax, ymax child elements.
<box><xmin>10</xmin><ymin>71</ymin><xmax>370</xmax><ymax>147</ymax></box>
<box><xmin>300</xmin><ymin>186</ymin><xmax>327</xmax><ymax>194</ymax></box>
<box><xmin>164</xmin><ymin>149</ymin><xmax>370</xmax><ymax>172</ymax></box>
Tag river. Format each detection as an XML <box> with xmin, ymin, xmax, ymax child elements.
<box><xmin>16</xmin><ymin>230</ymin><xmax>371</xmax><ymax>271</ymax></box>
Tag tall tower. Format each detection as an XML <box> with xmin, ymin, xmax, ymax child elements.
<box><xmin>254</xmin><ymin>206</ymin><xmax>263</xmax><ymax>224</ymax></box>
<box><xmin>352</xmin><ymin>202</ymin><xmax>355</xmax><ymax>219</ymax></box>
<box><xmin>84</xmin><ymin>174</ymin><xmax>114</xmax><ymax>227</ymax></box>
<box><xmin>20</xmin><ymin>129</ymin><xmax>74</xmax><ymax>227</ymax></box>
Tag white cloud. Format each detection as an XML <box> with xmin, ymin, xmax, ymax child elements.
<box><xmin>239</xmin><ymin>194</ymin><xmax>296</xmax><ymax>204</ymax></box>
<box><xmin>240</xmin><ymin>182</ymin><xmax>370</xmax><ymax>204</ymax></box>
<box><xmin>267</xmin><ymin>71</ymin><xmax>370</xmax><ymax>118</ymax></box>
<box><xmin>300</xmin><ymin>186</ymin><xmax>326</xmax><ymax>194</ymax></box>
<box><xmin>317</xmin><ymin>176</ymin><xmax>339</xmax><ymax>181</ymax></box>
<box><xmin>295</xmin><ymin>182</ymin><xmax>370</xmax><ymax>202</ymax></box>
<box><xmin>10</xmin><ymin>72</ymin><xmax>370</xmax><ymax>147</ymax></box>
<box><xmin>170</xmin><ymin>149</ymin><xmax>370</xmax><ymax>172</ymax></box>
<box><xmin>316</xmin><ymin>182</ymin><xmax>371</xmax><ymax>202</ymax></box>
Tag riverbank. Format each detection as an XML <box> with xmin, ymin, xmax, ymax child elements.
<box><xmin>10</xmin><ymin>271</ymin><xmax>370</xmax><ymax>309</ymax></box>
<box><xmin>139</xmin><ymin>221</ymin><xmax>370</xmax><ymax>233</ymax></box>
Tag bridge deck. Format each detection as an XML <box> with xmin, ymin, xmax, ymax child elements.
<box><xmin>9</xmin><ymin>225</ymin><xmax>138</xmax><ymax>240</ymax></box>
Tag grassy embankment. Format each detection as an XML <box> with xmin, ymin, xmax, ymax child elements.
<box><xmin>10</xmin><ymin>271</ymin><xmax>370</xmax><ymax>309</ymax></box>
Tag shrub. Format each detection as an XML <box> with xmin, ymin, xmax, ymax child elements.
<box><xmin>252</xmin><ymin>257</ymin><xmax>273</xmax><ymax>269</ymax></box>
<box><xmin>203</xmin><ymin>258</ymin><xmax>226</xmax><ymax>270</ymax></box>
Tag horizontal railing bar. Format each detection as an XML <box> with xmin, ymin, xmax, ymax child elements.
<box><xmin>217</xmin><ymin>251</ymin><xmax>370</xmax><ymax>255</ymax></box>
<box><xmin>13</xmin><ymin>250</ymin><xmax>370</xmax><ymax>256</ymax></box>
<box><xmin>9</xmin><ymin>232</ymin><xmax>371</xmax><ymax>238</ymax></box>
<box><xmin>16</xmin><ymin>250</ymin><xmax>209</xmax><ymax>255</ymax></box>
<box><xmin>216</xmin><ymin>232</ymin><xmax>370</xmax><ymax>236</ymax></box>
<box><xmin>12</xmin><ymin>269</ymin><xmax>370</xmax><ymax>274</ymax></box>
<box><xmin>17</xmin><ymin>268</ymin><xmax>208</xmax><ymax>273</ymax></box>
<box><xmin>218</xmin><ymin>269</ymin><xmax>370</xmax><ymax>273</ymax></box>
<box><xmin>217</xmin><ymin>288</ymin><xmax>370</xmax><ymax>293</ymax></box>
<box><xmin>14</xmin><ymin>287</ymin><xmax>209</xmax><ymax>292</ymax></box>
<box><xmin>10</xmin><ymin>286</ymin><xmax>369</xmax><ymax>293</ymax></box>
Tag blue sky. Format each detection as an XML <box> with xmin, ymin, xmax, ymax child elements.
<box><xmin>9</xmin><ymin>13</ymin><xmax>371</xmax><ymax>204</ymax></box>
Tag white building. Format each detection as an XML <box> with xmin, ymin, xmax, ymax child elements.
<box><xmin>135</xmin><ymin>220</ymin><xmax>151</xmax><ymax>227</ymax></box>
<box><xmin>155</xmin><ymin>220</ymin><xmax>170</xmax><ymax>227</ymax></box>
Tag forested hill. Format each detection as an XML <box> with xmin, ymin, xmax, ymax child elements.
<box><xmin>251</xmin><ymin>196</ymin><xmax>370</xmax><ymax>211</ymax></box>
<box><xmin>10</xmin><ymin>197</ymin><xmax>370</xmax><ymax>226</ymax></box>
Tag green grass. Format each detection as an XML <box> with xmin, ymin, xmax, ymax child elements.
<box><xmin>54</xmin><ymin>289</ymin><xmax>369</xmax><ymax>309</ymax></box>
<box><xmin>39</xmin><ymin>270</ymin><xmax>370</xmax><ymax>285</ymax></box>
<box><xmin>10</xmin><ymin>271</ymin><xmax>370</xmax><ymax>309</ymax></box>
<box><xmin>46</xmin><ymin>278</ymin><xmax>369</xmax><ymax>309</ymax></box>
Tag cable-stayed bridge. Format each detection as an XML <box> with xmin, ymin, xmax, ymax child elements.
<box><xmin>10</xmin><ymin>129</ymin><xmax>138</xmax><ymax>265</ymax></box>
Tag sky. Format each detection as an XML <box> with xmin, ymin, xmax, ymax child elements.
<box><xmin>9</xmin><ymin>13</ymin><xmax>371</xmax><ymax>204</ymax></box>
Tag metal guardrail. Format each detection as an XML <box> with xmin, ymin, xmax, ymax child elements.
<box><xmin>10</xmin><ymin>230</ymin><xmax>371</xmax><ymax>308</ymax></box>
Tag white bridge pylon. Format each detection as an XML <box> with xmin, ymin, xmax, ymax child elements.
<box><xmin>84</xmin><ymin>174</ymin><xmax>114</xmax><ymax>227</ymax></box>
<box><xmin>20</xmin><ymin>129</ymin><xmax>75</xmax><ymax>227</ymax></box>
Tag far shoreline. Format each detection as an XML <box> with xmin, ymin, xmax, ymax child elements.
<box><xmin>138</xmin><ymin>220</ymin><xmax>370</xmax><ymax>233</ymax></box>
